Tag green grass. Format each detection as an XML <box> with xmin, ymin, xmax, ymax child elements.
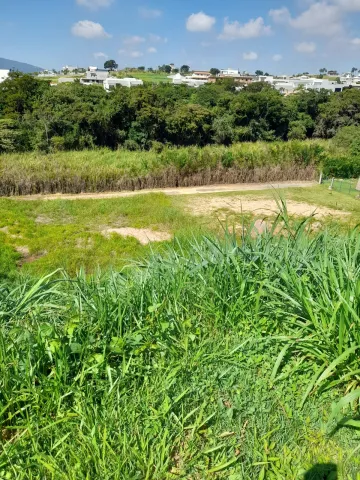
<box><xmin>322</xmin><ymin>178</ymin><xmax>359</xmax><ymax>198</ymax></box>
<box><xmin>1</xmin><ymin>218</ymin><xmax>360</xmax><ymax>478</ymax></box>
<box><xmin>0</xmin><ymin>185</ymin><xmax>359</xmax><ymax>277</ymax></box>
<box><xmin>0</xmin><ymin>193</ymin><xmax>204</xmax><ymax>276</ymax></box>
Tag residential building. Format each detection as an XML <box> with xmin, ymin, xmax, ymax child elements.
<box><xmin>103</xmin><ymin>77</ymin><xmax>143</xmax><ymax>91</ymax></box>
<box><xmin>327</xmin><ymin>70</ymin><xmax>339</xmax><ymax>76</ymax></box>
<box><xmin>209</xmin><ymin>74</ymin><xmax>254</xmax><ymax>84</ymax></box>
<box><xmin>168</xmin><ymin>72</ymin><xmax>208</xmax><ymax>87</ymax></box>
<box><xmin>80</xmin><ymin>69</ymin><xmax>109</xmax><ymax>86</ymax></box>
<box><xmin>191</xmin><ymin>71</ymin><xmax>211</xmax><ymax>80</ymax></box>
<box><xmin>0</xmin><ymin>69</ymin><xmax>10</xmax><ymax>83</ymax></box>
<box><xmin>220</xmin><ymin>68</ymin><xmax>239</xmax><ymax>76</ymax></box>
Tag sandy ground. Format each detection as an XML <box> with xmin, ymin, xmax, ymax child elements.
<box><xmin>11</xmin><ymin>181</ymin><xmax>316</xmax><ymax>201</ymax></box>
<box><xmin>189</xmin><ymin>197</ymin><xmax>349</xmax><ymax>219</ymax></box>
<box><xmin>102</xmin><ymin>228</ymin><xmax>172</xmax><ymax>245</ymax></box>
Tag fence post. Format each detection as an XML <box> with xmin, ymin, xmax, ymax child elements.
<box><xmin>319</xmin><ymin>172</ymin><xmax>323</xmax><ymax>185</ymax></box>
<box><xmin>329</xmin><ymin>178</ymin><xmax>334</xmax><ymax>190</ymax></box>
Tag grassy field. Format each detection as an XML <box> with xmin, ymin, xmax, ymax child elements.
<box><xmin>0</xmin><ymin>141</ymin><xmax>329</xmax><ymax>196</ymax></box>
<box><xmin>0</xmin><ymin>185</ymin><xmax>360</xmax><ymax>478</ymax></box>
<box><xmin>0</xmin><ymin>185</ymin><xmax>359</xmax><ymax>277</ymax></box>
<box><xmin>1</xmin><ymin>212</ymin><xmax>360</xmax><ymax>478</ymax></box>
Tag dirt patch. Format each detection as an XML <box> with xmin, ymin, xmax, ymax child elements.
<box><xmin>102</xmin><ymin>227</ymin><xmax>172</xmax><ymax>245</ymax></box>
<box><xmin>35</xmin><ymin>215</ymin><xmax>53</xmax><ymax>224</ymax></box>
<box><xmin>15</xmin><ymin>246</ymin><xmax>47</xmax><ymax>265</ymax></box>
<box><xmin>0</xmin><ymin>226</ymin><xmax>9</xmax><ymax>234</ymax></box>
<box><xmin>16</xmin><ymin>246</ymin><xmax>30</xmax><ymax>257</ymax></box>
<box><xmin>75</xmin><ymin>237</ymin><xmax>95</xmax><ymax>250</ymax></box>
<box><xmin>189</xmin><ymin>197</ymin><xmax>349</xmax><ymax>219</ymax></box>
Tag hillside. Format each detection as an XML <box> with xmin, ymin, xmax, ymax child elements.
<box><xmin>0</xmin><ymin>57</ymin><xmax>42</xmax><ymax>73</ymax></box>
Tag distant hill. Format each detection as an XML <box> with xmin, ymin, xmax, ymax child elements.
<box><xmin>0</xmin><ymin>57</ymin><xmax>42</xmax><ymax>73</ymax></box>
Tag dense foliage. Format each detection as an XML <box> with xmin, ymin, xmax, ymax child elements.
<box><xmin>1</xmin><ymin>222</ymin><xmax>360</xmax><ymax>478</ymax></box>
<box><xmin>3</xmin><ymin>72</ymin><xmax>360</xmax><ymax>153</ymax></box>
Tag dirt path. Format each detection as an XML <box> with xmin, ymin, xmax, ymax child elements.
<box><xmin>11</xmin><ymin>181</ymin><xmax>316</xmax><ymax>201</ymax></box>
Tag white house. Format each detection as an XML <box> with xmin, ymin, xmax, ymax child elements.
<box><xmin>220</xmin><ymin>68</ymin><xmax>240</xmax><ymax>76</ymax></box>
<box><xmin>0</xmin><ymin>69</ymin><xmax>10</xmax><ymax>83</ymax></box>
<box><xmin>168</xmin><ymin>72</ymin><xmax>208</xmax><ymax>87</ymax></box>
<box><xmin>103</xmin><ymin>77</ymin><xmax>143</xmax><ymax>91</ymax></box>
<box><xmin>80</xmin><ymin>69</ymin><xmax>109</xmax><ymax>86</ymax></box>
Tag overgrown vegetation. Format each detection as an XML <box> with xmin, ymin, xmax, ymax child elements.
<box><xmin>1</xmin><ymin>214</ymin><xmax>360</xmax><ymax>478</ymax></box>
<box><xmin>0</xmin><ymin>141</ymin><xmax>325</xmax><ymax>195</ymax></box>
<box><xmin>2</xmin><ymin>72</ymin><xmax>360</xmax><ymax>153</ymax></box>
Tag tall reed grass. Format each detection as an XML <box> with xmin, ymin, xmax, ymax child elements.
<box><xmin>1</xmin><ymin>212</ymin><xmax>359</xmax><ymax>477</ymax></box>
<box><xmin>0</xmin><ymin>141</ymin><xmax>327</xmax><ymax>195</ymax></box>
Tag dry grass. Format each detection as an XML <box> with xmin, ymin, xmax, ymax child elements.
<box><xmin>0</xmin><ymin>141</ymin><xmax>326</xmax><ymax>196</ymax></box>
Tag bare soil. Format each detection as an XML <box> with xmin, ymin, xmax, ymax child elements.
<box><xmin>13</xmin><ymin>181</ymin><xmax>316</xmax><ymax>202</ymax></box>
<box><xmin>189</xmin><ymin>197</ymin><xmax>349</xmax><ymax>219</ymax></box>
<box><xmin>102</xmin><ymin>228</ymin><xmax>172</xmax><ymax>245</ymax></box>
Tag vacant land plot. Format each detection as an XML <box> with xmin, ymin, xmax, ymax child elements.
<box><xmin>0</xmin><ymin>185</ymin><xmax>358</xmax><ymax>277</ymax></box>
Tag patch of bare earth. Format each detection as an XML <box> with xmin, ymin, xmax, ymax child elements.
<box><xmin>102</xmin><ymin>228</ymin><xmax>172</xmax><ymax>245</ymax></box>
<box><xmin>35</xmin><ymin>215</ymin><xmax>53</xmax><ymax>224</ymax></box>
<box><xmin>189</xmin><ymin>197</ymin><xmax>349</xmax><ymax>219</ymax></box>
<box><xmin>15</xmin><ymin>246</ymin><xmax>47</xmax><ymax>265</ymax></box>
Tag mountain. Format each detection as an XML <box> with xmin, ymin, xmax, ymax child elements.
<box><xmin>0</xmin><ymin>57</ymin><xmax>42</xmax><ymax>73</ymax></box>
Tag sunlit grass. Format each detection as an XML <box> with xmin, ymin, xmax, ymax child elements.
<box><xmin>1</xmin><ymin>214</ymin><xmax>360</xmax><ymax>478</ymax></box>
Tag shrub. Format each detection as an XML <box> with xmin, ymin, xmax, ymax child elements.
<box><xmin>322</xmin><ymin>156</ymin><xmax>360</xmax><ymax>178</ymax></box>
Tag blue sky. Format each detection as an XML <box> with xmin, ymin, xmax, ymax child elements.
<box><xmin>2</xmin><ymin>0</ymin><xmax>360</xmax><ymax>73</ymax></box>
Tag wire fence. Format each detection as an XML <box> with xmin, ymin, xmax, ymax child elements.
<box><xmin>321</xmin><ymin>176</ymin><xmax>360</xmax><ymax>198</ymax></box>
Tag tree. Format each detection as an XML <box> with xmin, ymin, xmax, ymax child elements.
<box><xmin>172</xmin><ymin>68</ymin><xmax>179</xmax><ymax>74</ymax></box>
<box><xmin>63</xmin><ymin>68</ymin><xmax>69</xmax><ymax>76</ymax></box>
<box><xmin>158</xmin><ymin>64</ymin><xmax>172</xmax><ymax>74</ymax></box>
<box><xmin>210</xmin><ymin>68</ymin><xmax>220</xmax><ymax>76</ymax></box>
<box><xmin>319</xmin><ymin>68</ymin><xmax>328</xmax><ymax>74</ymax></box>
<box><xmin>138</xmin><ymin>66</ymin><xmax>145</xmax><ymax>71</ymax></box>
<box><xmin>104</xmin><ymin>60</ymin><xmax>118</xmax><ymax>71</ymax></box>
<box><xmin>180</xmin><ymin>65</ymin><xmax>190</xmax><ymax>74</ymax></box>
<box><xmin>147</xmin><ymin>67</ymin><xmax>154</xmax><ymax>72</ymax></box>
<box><xmin>352</xmin><ymin>67</ymin><xmax>358</xmax><ymax>76</ymax></box>
<box><xmin>255</xmin><ymin>70</ymin><xmax>264</xmax><ymax>76</ymax></box>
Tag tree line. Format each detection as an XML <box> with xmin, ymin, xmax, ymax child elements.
<box><xmin>1</xmin><ymin>72</ymin><xmax>360</xmax><ymax>153</ymax></box>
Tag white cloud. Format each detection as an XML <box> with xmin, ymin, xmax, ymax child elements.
<box><xmin>186</xmin><ymin>12</ymin><xmax>216</xmax><ymax>32</ymax></box>
<box><xmin>94</xmin><ymin>52</ymin><xmax>108</xmax><ymax>59</ymax></box>
<box><xmin>138</xmin><ymin>7</ymin><xmax>162</xmax><ymax>18</ymax></box>
<box><xmin>295</xmin><ymin>42</ymin><xmax>317</xmax><ymax>53</ymax></box>
<box><xmin>219</xmin><ymin>17</ymin><xmax>272</xmax><ymax>40</ymax></box>
<box><xmin>149</xmin><ymin>34</ymin><xmax>168</xmax><ymax>43</ymax></box>
<box><xmin>119</xmin><ymin>49</ymin><xmax>144</xmax><ymax>58</ymax></box>
<box><xmin>76</xmin><ymin>0</ymin><xmax>113</xmax><ymax>9</ymax></box>
<box><xmin>290</xmin><ymin>2</ymin><xmax>342</xmax><ymax>36</ymax></box>
<box><xmin>243</xmin><ymin>51</ymin><xmax>258</xmax><ymax>60</ymax></box>
<box><xmin>71</xmin><ymin>20</ymin><xmax>111</xmax><ymax>39</ymax></box>
<box><xmin>123</xmin><ymin>35</ymin><xmax>145</xmax><ymax>45</ymax></box>
<box><xmin>148</xmin><ymin>47</ymin><xmax>157</xmax><ymax>53</ymax></box>
<box><xmin>273</xmin><ymin>54</ymin><xmax>283</xmax><ymax>61</ymax></box>
<box><xmin>332</xmin><ymin>0</ymin><xmax>360</xmax><ymax>11</ymax></box>
<box><xmin>200</xmin><ymin>41</ymin><xmax>212</xmax><ymax>47</ymax></box>
<box><xmin>350</xmin><ymin>37</ymin><xmax>360</xmax><ymax>44</ymax></box>
<box><xmin>269</xmin><ymin>7</ymin><xmax>291</xmax><ymax>23</ymax></box>
<box><xmin>129</xmin><ymin>51</ymin><xmax>143</xmax><ymax>58</ymax></box>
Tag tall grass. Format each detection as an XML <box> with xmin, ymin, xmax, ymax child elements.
<box><xmin>1</xmin><ymin>214</ymin><xmax>360</xmax><ymax>477</ymax></box>
<box><xmin>0</xmin><ymin>141</ymin><xmax>328</xmax><ymax>195</ymax></box>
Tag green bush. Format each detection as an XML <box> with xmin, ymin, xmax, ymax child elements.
<box><xmin>323</xmin><ymin>156</ymin><xmax>360</xmax><ymax>178</ymax></box>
